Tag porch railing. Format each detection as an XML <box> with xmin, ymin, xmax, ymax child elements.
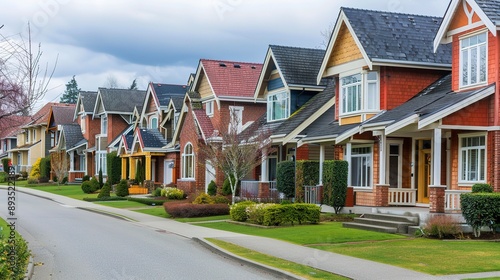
<box><xmin>304</xmin><ymin>185</ymin><xmax>321</xmax><ymax>204</ymax></box>
<box><xmin>240</xmin><ymin>181</ymin><xmax>259</xmax><ymax>198</ymax></box>
<box><xmin>388</xmin><ymin>188</ymin><xmax>416</xmax><ymax>206</ymax></box>
<box><xmin>445</xmin><ymin>190</ymin><xmax>470</xmax><ymax>212</ymax></box>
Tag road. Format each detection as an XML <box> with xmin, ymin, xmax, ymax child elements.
<box><xmin>0</xmin><ymin>189</ymin><xmax>279</xmax><ymax>280</ymax></box>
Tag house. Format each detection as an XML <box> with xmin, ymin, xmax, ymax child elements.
<box><xmin>119</xmin><ymin>82</ymin><xmax>187</xmax><ymax>189</ymax></box>
<box><xmin>8</xmin><ymin>103</ymin><xmax>72</xmax><ymax>174</ymax></box>
<box><xmin>171</xmin><ymin>59</ymin><xmax>264</xmax><ymax>194</ymax></box>
<box><xmin>0</xmin><ymin>115</ymin><xmax>31</xmax><ymax>172</ymax></box>
<box><xmin>73</xmin><ymin>91</ymin><xmax>99</xmax><ymax>179</ymax></box>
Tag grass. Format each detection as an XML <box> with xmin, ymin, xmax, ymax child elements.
<box><xmin>310</xmin><ymin>238</ymin><xmax>500</xmax><ymax>275</ymax></box>
<box><xmin>94</xmin><ymin>200</ymin><xmax>151</xmax><ymax>209</ymax></box>
<box><xmin>207</xmin><ymin>238</ymin><xmax>347</xmax><ymax>280</ymax></box>
<box><xmin>0</xmin><ymin>217</ymin><xmax>11</xmax><ymax>238</ymax></box>
<box><xmin>18</xmin><ymin>183</ymin><xmax>100</xmax><ymax>200</ymax></box>
<box><xmin>175</xmin><ymin>215</ymin><xmax>231</xmax><ymax>223</ymax></box>
<box><xmin>133</xmin><ymin>207</ymin><xmax>170</xmax><ymax>218</ymax></box>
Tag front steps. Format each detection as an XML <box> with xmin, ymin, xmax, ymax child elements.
<box><xmin>343</xmin><ymin>213</ymin><xmax>419</xmax><ymax>235</ymax></box>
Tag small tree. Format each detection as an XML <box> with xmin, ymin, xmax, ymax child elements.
<box><xmin>276</xmin><ymin>161</ymin><xmax>295</xmax><ymax>199</ymax></box>
<box><xmin>106</xmin><ymin>151</ymin><xmax>121</xmax><ymax>185</ymax></box>
<box><xmin>59</xmin><ymin>75</ymin><xmax>80</xmax><ymax>104</ymax></box>
<box><xmin>207</xmin><ymin>180</ymin><xmax>217</xmax><ymax>196</ymax></box>
<box><xmin>135</xmin><ymin>158</ymin><xmax>145</xmax><ymax>185</ymax></box>
<box><xmin>39</xmin><ymin>156</ymin><xmax>51</xmax><ymax>179</ymax></box>
<box><xmin>29</xmin><ymin>157</ymin><xmax>42</xmax><ymax>178</ymax></box>
<box><xmin>98</xmin><ymin>168</ymin><xmax>104</xmax><ymax>189</ymax></box>
<box><xmin>129</xmin><ymin>78</ymin><xmax>138</xmax><ymax>90</ymax></box>
<box><xmin>199</xmin><ymin>109</ymin><xmax>273</xmax><ymax>204</ymax></box>
<box><xmin>322</xmin><ymin>160</ymin><xmax>348</xmax><ymax>214</ymax></box>
<box><xmin>51</xmin><ymin>151</ymin><xmax>68</xmax><ymax>186</ymax></box>
<box><xmin>1</xmin><ymin>158</ymin><xmax>11</xmax><ymax>171</ymax></box>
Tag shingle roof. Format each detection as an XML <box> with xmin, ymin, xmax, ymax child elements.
<box><xmin>193</xmin><ymin>109</ymin><xmax>214</xmax><ymax>140</ymax></box>
<box><xmin>0</xmin><ymin>115</ymin><xmax>31</xmax><ymax>139</ymax></box>
<box><xmin>273</xmin><ymin>80</ymin><xmax>335</xmax><ymax>136</ymax></box>
<box><xmin>152</xmin><ymin>83</ymin><xmax>188</xmax><ymax>107</ymax></box>
<box><xmin>80</xmin><ymin>91</ymin><xmax>97</xmax><ymax>113</ymax></box>
<box><xmin>61</xmin><ymin>124</ymin><xmax>85</xmax><ymax>150</ymax></box>
<box><xmin>28</xmin><ymin>102</ymin><xmax>63</xmax><ymax>126</ymax></box>
<box><xmin>51</xmin><ymin>104</ymin><xmax>76</xmax><ymax>125</ymax></box>
<box><xmin>97</xmin><ymin>88</ymin><xmax>147</xmax><ymax>113</ymax></box>
<box><xmin>342</xmin><ymin>7</ymin><xmax>451</xmax><ymax>65</ymax></box>
<box><xmin>201</xmin><ymin>59</ymin><xmax>263</xmax><ymax>98</ymax></box>
<box><xmin>138</xmin><ymin>129</ymin><xmax>168</xmax><ymax>149</ymax></box>
<box><xmin>302</xmin><ymin>112</ymin><xmax>359</xmax><ymax>140</ymax></box>
<box><xmin>474</xmin><ymin>0</ymin><xmax>500</xmax><ymax>24</ymax></box>
<box><xmin>270</xmin><ymin>45</ymin><xmax>326</xmax><ymax>86</ymax></box>
<box><xmin>171</xmin><ymin>96</ymin><xmax>184</xmax><ymax>111</ymax></box>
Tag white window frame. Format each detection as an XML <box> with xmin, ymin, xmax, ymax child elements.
<box><xmin>95</xmin><ymin>151</ymin><xmax>107</xmax><ymax>175</ymax></box>
<box><xmin>206</xmin><ymin>100</ymin><xmax>214</xmax><ymax>116</ymax></box>
<box><xmin>350</xmin><ymin>144</ymin><xmax>373</xmax><ymax>188</ymax></box>
<box><xmin>80</xmin><ymin>115</ymin><xmax>86</xmax><ymax>133</ymax></box>
<box><xmin>458</xmin><ymin>133</ymin><xmax>487</xmax><ymax>184</ymax></box>
<box><xmin>101</xmin><ymin>115</ymin><xmax>108</xmax><ymax>135</ymax></box>
<box><xmin>267</xmin><ymin>90</ymin><xmax>290</xmax><ymax>122</ymax></box>
<box><xmin>182</xmin><ymin>142</ymin><xmax>195</xmax><ymax>179</ymax></box>
<box><xmin>229</xmin><ymin>106</ymin><xmax>244</xmax><ymax>133</ymax></box>
<box><xmin>149</xmin><ymin>115</ymin><xmax>158</xmax><ymax>129</ymax></box>
<box><xmin>32</xmin><ymin>129</ymin><xmax>36</xmax><ymax>142</ymax></box>
<box><xmin>460</xmin><ymin>31</ymin><xmax>487</xmax><ymax>89</ymax></box>
<box><xmin>340</xmin><ymin>71</ymin><xmax>379</xmax><ymax>116</ymax></box>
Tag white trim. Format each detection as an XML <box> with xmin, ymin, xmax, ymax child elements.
<box><xmin>267</xmin><ymin>89</ymin><xmax>290</xmax><ymax>122</ymax></box>
<box><xmin>386</xmin><ymin>139</ymin><xmax>404</xmax><ymax>188</ymax></box>
<box><xmin>370</xmin><ymin>59</ymin><xmax>451</xmax><ymax>70</ymax></box>
<box><xmin>447</xmin><ymin>21</ymin><xmax>485</xmax><ymax>37</ymax></box>
<box><xmin>459</xmin><ymin>31</ymin><xmax>488</xmax><ymax>89</ymax></box>
<box><xmin>323</xmin><ymin>59</ymin><xmax>367</xmax><ymax>78</ymax></box>
<box><xmin>181</xmin><ymin>142</ymin><xmax>195</xmax><ymax>179</ymax></box>
<box><xmin>336</xmin><ymin>126</ymin><xmax>361</xmax><ymax>144</ymax></box>
<box><xmin>385</xmin><ymin>114</ymin><xmax>418</xmax><ymax>135</ymax></box>
<box><xmin>438</xmin><ymin>125</ymin><xmax>500</xmax><ymax>131</ymax></box>
<box><xmin>349</xmin><ymin>143</ymin><xmax>374</xmax><ymax>188</ymax></box>
<box><xmin>458</xmin><ymin>132</ymin><xmax>487</xmax><ymax>184</ymax></box>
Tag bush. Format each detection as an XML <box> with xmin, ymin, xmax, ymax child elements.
<box><xmin>0</xmin><ymin>172</ymin><xmax>7</xmax><ymax>183</ymax></box>
<box><xmin>461</xmin><ymin>192</ymin><xmax>500</xmax><ymax>237</ymax></box>
<box><xmin>262</xmin><ymin>204</ymin><xmax>321</xmax><ymax>226</ymax></box>
<box><xmin>162</xmin><ymin>187</ymin><xmax>185</xmax><ymax>200</ymax></box>
<box><xmin>83</xmin><ymin>196</ymin><xmax>127</xmax><ymax>202</ymax></box>
<box><xmin>153</xmin><ymin>187</ymin><xmax>162</xmax><ymax>197</ymax></box>
<box><xmin>20</xmin><ymin>171</ymin><xmax>28</xmax><ymax>179</ymax></box>
<box><xmin>471</xmin><ymin>183</ymin><xmax>493</xmax><ymax>193</ymax></box>
<box><xmin>98</xmin><ymin>169</ymin><xmax>104</xmax><ymax>189</ymax></box>
<box><xmin>422</xmin><ymin>215</ymin><xmax>462</xmax><ymax>239</ymax></box>
<box><xmin>247</xmin><ymin>203</ymin><xmax>276</xmax><ymax>225</ymax></box>
<box><xmin>30</xmin><ymin>157</ymin><xmax>42</xmax><ymax>178</ymax></box>
<box><xmin>276</xmin><ymin>161</ymin><xmax>295</xmax><ymax>198</ymax></box>
<box><xmin>27</xmin><ymin>177</ymin><xmax>38</xmax><ymax>184</ymax></box>
<box><xmin>40</xmin><ymin>156</ymin><xmax>51</xmax><ymax>179</ymax></box>
<box><xmin>295</xmin><ymin>160</ymin><xmax>319</xmax><ymax>202</ymax></box>
<box><xmin>207</xmin><ymin>180</ymin><xmax>217</xmax><ymax>196</ymax></box>
<box><xmin>213</xmin><ymin>195</ymin><xmax>230</xmax><ymax>204</ymax></box>
<box><xmin>0</xmin><ymin>234</ymin><xmax>30</xmax><ymax>280</ymax></box>
<box><xmin>89</xmin><ymin>177</ymin><xmax>100</xmax><ymax>192</ymax></box>
<box><xmin>193</xmin><ymin>193</ymin><xmax>214</xmax><ymax>204</ymax></box>
<box><xmin>1</xmin><ymin>158</ymin><xmax>11</xmax><ymax>172</ymax></box>
<box><xmin>164</xmin><ymin>202</ymin><xmax>229</xmax><ymax>218</ymax></box>
<box><xmin>115</xmin><ymin>179</ymin><xmax>129</xmax><ymax>197</ymax></box>
<box><xmin>81</xmin><ymin>181</ymin><xmax>93</xmax><ymax>194</ymax></box>
<box><xmin>127</xmin><ymin>197</ymin><xmax>168</xmax><ymax>206</ymax></box>
<box><xmin>229</xmin><ymin>201</ymin><xmax>256</xmax><ymax>222</ymax></box>
<box><xmin>106</xmin><ymin>151</ymin><xmax>121</xmax><ymax>185</ymax></box>
<box><xmin>222</xmin><ymin>175</ymin><xmax>234</xmax><ymax>196</ymax></box>
<box><xmin>323</xmin><ymin>160</ymin><xmax>348</xmax><ymax>214</ymax></box>
<box><xmin>82</xmin><ymin>175</ymin><xmax>90</xmax><ymax>182</ymax></box>
<box><xmin>98</xmin><ymin>182</ymin><xmax>111</xmax><ymax>198</ymax></box>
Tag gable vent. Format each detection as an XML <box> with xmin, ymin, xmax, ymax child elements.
<box><xmin>219</xmin><ymin>63</ymin><xmax>227</xmax><ymax>67</ymax></box>
<box><xmin>233</xmin><ymin>64</ymin><xmax>241</xmax><ymax>68</ymax></box>
<box><xmin>251</xmin><ymin>66</ymin><xmax>256</xmax><ymax>69</ymax></box>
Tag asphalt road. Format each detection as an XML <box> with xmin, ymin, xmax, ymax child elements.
<box><xmin>0</xmin><ymin>190</ymin><xmax>279</xmax><ymax>280</ymax></box>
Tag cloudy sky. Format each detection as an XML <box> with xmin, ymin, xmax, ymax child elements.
<box><xmin>1</xmin><ymin>0</ymin><xmax>450</xmax><ymax>110</ymax></box>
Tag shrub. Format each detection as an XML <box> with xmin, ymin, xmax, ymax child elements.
<box><xmin>422</xmin><ymin>215</ymin><xmax>462</xmax><ymax>239</ymax></box>
<box><xmin>1</xmin><ymin>158</ymin><xmax>11</xmax><ymax>172</ymax></box>
<box><xmin>153</xmin><ymin>187</ymin><xmax>162</xmax><ymax>197</ymax></box>
<box><xmin>229</xmin><ymin>201</ymin><xmax>256</xmax><ymax>222</ymax></box>
<box><xmin>295</xmin><ymin>160</ymin><xmax>319</xmax><ymax>202</ymax></box>
<box><xmin>213</xmin><ymin>195</ymin><xmax>230</xmax><ymax>204</ymax></box>
<box><xmin>20</xmin><ymin>171</ymin><xmax>28</xmax><ymax>179</ymax></box>
<box><xmin>81</xmin><ymin>181</ymin><xmax>93</xmax><ymax>194</ymax></box>
<box><xmin>276</xmin><ymin>161</ymin><xmax>295</xmax><ymax>199</ymax></box>
<box><xmin>0</xmin><ymin>234</ymin><xmax>30</xmax><ymax>280</ymax></box>
<box><xmin>27</xmin><ymin>177</ymin><xmax>38</xmax><ymax>184</ymax></box>
<box><xmin>207</xmin><ymin>180</ymin><xmax>217</xmax><ymax>196</ymax></box>
<box><xmin>193</xmin><ymin>193</ymin><xmax>214</xmax><ymax>204</ymax></box>
<box><xmin>30</xmin><ymin>157</ymin><xmax>42</xmax><ymax>178</ymax></box>
<box><xmin>106</xmin><ymin>151</ymin><xmax>121</xmax><ymax>185</ymax></box>
<box><xmin>262</xmin><ymin>204</ymin><xmax>320</xmax><ymax>226</ymax></box>
<box><xmin>98</xmin><ymin>182</ymin><xmax>111</xmax><ymax>198</ymax></box>
<box><xmin>135</xmin><ymin>159</ymin><xmax>145</xmax><ymax>185</ymax></box>
<box><xmin>163</xmin><ymin>187</ymin><xmax>185</xmax><ymax>200</ymax></box>
<box><xmin>461</xmin><ymin>192</ymin><xmax>500</xmax><ymax>237</ymax></box>
<box><xmin>98</xmin><ymin>169</ymin><xmax>104</xmax><ymax>189</ymax></box>
<box><xmin>247</xmin><ymin>203</ymin><xmax>276</xmax><ymax>225</ymax></box>
<box><xmin>61</xmin><ymin>176</ymin><xmax>68</xmax><ymax>185</ymax></box>
<box><xmin>115</xmin><ymin>179</ymin><xmax>129</xmax><ymax>197</ymax></box>
<box><xmin>471</xmin><ymin>183</ymin><xmax>493</xmax><ymax>193</ymax></box>
<box><xmin>89</xmin><ymin>177</ymin><xmax>100</xmax><ymax>192</ymax></box>
<box><xmin>323</xmin><ymin>160</ymin><xmax>348</xmax><ymax>214</ymax></box>
<box><xmin>40</xmin><ymin>156</ymin><xmax>51</xmax><ymax>179</ymax></box>
<box><xmin>82</xmin><ymin>175</ymin><xmax>90</xmax><ymax>182</ymax></box>
<box><xmin>127</xmin><ymin>197</ymin><xmax>168</xmax><ymax>206</ymax></box>
<box><xmin>164</xmin><ymin>202</ymin><xmax>229</xmax><ymax>218</ymax></box>
<box><xmin>0</xmin><ymin>172</ymin><xmax>7</xmax><ymax>183</ymax></box>
<box><xmin>222</xmin><ymin>175</ymin><xmax>236</xmax><ymax>196</ymax></box>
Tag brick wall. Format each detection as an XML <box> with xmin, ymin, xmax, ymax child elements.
<box><xmin>442</xmin><ymin>97</ymin><xmax>492</xmax><ymax>126</ymax></box>
<box><xmin>84</xmin><ymin>114</ymin><xmax>100</xmax><ymax>148</ymax></box>
<box><xmin>108</xmin><ymin>115</ymin><xmax>129</xmax><ymax>146</ymax></box>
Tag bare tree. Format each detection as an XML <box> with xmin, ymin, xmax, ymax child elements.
<box><xmin>199</xmin><ymin>110</ymin><xmax>274</xmax><ymax>204</ymax></box>
<box><xmin>51</xmin><ymin>150</ymin><xmax>68</xmax><ymax>186</ymax></box>
<box><xmin>105</xmin><ymin>75</ymin><xmax>119</xmax><ymax>89</ymax></box>
<box><xmin>0</xmin><ymin>23</ymin><xmax>57</xmax><ymax>123</ymax></box>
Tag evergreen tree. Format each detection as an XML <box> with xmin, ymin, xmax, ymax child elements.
<box><xmin>60</xmin><ymin>76</ymin><xmax>80</xmax><ymax>104</ymax></box>
<box><xmin>129</xmin><ymin>78</ymin><xmax>138</xmax><ymax>90</ymax></box>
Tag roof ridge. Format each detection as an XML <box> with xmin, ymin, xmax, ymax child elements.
<box><xmin>201</xmin><ymin>58</ymin><xmax>263</xmax><ymax>66</ymax></box>
<box><xmin>269</xmin><ymin>44</ymin><xmax>325</xmax><ymax>52</ymax></box>
<box><xmin>341</xmin><ymin>6</ymin><xmax>443</xmax><ymax>19</ymax></box>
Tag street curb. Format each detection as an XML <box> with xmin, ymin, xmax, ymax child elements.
<box><xmin>24</xmin><ymin>255</ymin><xmax>34</xmax><ymax>280</ymax></box>
<box><xmin>193</xmin><ymin>237</ymin><xmax>306</xmax><ymax>280</ymax></box>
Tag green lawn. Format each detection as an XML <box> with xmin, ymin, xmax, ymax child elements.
<box><xmin>94</xmin><ymin>200</ymin><xmax>151</xmax><ymax>209</ymax></box>
<box><xmin>133</xmin><ymin>207</ymin><xmax>170</xmax><ymax>218</ymax></box>
<box><xmin>18</xmin><ymin>184</ymin><xmax>100</xmax><ymax>200</ymax></box>
<box><xmin>0</xmin><ymin>217</ymin><xmax>11</xmax><ymax>238</ymax></box>
<box><xmin>175</xmin><ymin>215</ymin><xmax>231</xmax><ymax>223</ymax></box>
<box><xmin>207</xmin><ymin>238</ymin><xmax>347</xmax><ymax>280</ymax></box>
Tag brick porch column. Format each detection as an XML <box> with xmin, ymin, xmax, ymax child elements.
<box><xmin>345</xmin><ymin>187</ymin><xmax>354</xmax><ymax>207</ymax></box>
<box><xmin>375</xmin><ymin>184</ymin><xmax>389</xmax><ymax>207</ymax></box>
<box><xmin>429</xmin><ymin>185</ymin><xmax>446</xmax><ymax>213</ymax></box>
<box><xmin>258</xmin><ymin>182</ymin><xmax>270</xmax><ymax>199</ymax></box>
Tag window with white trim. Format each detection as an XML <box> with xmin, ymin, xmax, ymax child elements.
<box><xmin>267</xmin><ymin>91</ymin><xmax>289</xmax><ymax>121</ymax></box>
<box><xmin>95</xmin><ymin>152</ymin><xmax>107</xmax><ymax>175</ymax></box>
<box><xmin>229</xmin><ymin>106</ymin><xmax>243</xmax><ymax>133</ymax></box>
<box><xmin>459</xmin><ymin>134</ymin><xmax>486</xmax><ymax>183</ymax></box>
<box><xmin>340</xmin><ymin>72</ymin><xmax>379</xmax><ymax>115</ymax></box>
<box><xmin>150</xmin><ymin>116</ymin><xmax>158</xmax><ymax>129</ymax></box>
<box><xmin>460</xmin><ymin>32</ymin><xmax>487</xmax><ymax>88</ymax></box>
<box><xmin>101</xmin><ymin>115</ymin><xmax>108</xmax><ymax>135</ymax></box>
<box><xmin>80</xmin><ymin>115</ymin><xmax>86</xmax><ymax>133</ymax></box>
<box><xmin>351</xmin><ymin>145</ymin><xmax>372</xmax><ymax>188</ymax></box>
<box><xmin>206</xmin><ymin>100</ymin><xmax>214</xmax><ymax>116</ymax></box>
<box><xmin>182</xmin><ymin>143</ymin><xmax>194</xmax><ymax>179</ymax></box>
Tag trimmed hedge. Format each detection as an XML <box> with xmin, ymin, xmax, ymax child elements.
<box><xmin>40</xmin><ymin>156</ymin><xmax>51</xmax><ymax>179</ymax></box>
<box><xmin>1</xmin><ymin>158</ymin><xmax>10</xmax><ymax>172</ymax></box>
<box><xmin>106</xmin><ymin>151</ymin><xmax>121</xmax><ymax>185</ymax></box>
<box><xmin>276</xmin><ymin>161</ymin><xmax>295</xmax><ymax>198</ymax></box>
<box><xmin>461</xmin><ymin>192</ymin><xmax>500</xmax><ymax>237</ymax></box>
<box><xmin>81</xmin><ymin>178</ymin><xmax>99</xmax><ymax>194</ymax></box>
<box><xmin>163</xmin><ymin>203</ymin><xmax>229</xmax><ymax>218</ymax></box>
<box><xmin>207</xmin><ymin>180</ymin><xmax>217</xmax><ymax>196</ymax></box>
<box><xmin>98</xmin><ymin>182</ymin><xmax>111</xmax><ymax>198</ymax></box>
<box><xmin>322</xmin><ymin>160</ymin><xmax>348</xmax><ymax>214</ymax></box>
<box><xmin>115</xmin><ymin>179</ymin><xmax>129</xmax><ymax>197</ymax></box>
<box><xmin>295</xmin><ymin>160</ymin><xmax>319</xmax><ymax>202</ymax></box>
<box><xmin>127</xmin><ymin>197</ymin><xmax>168</xmax><ymax>206</ymax></box>
<box><xmin>83</xmin><ymin>196</ymin><xmax>127</xmax><ymax>202</ymax></box>
<box><xmin>262</xmin><ymin>204</ymin><xmax>320</xmax><ymax>226</ymax></box>
<box><xmin>471</xmin><ymin>183</ymin><xmax>493</xmax><ymax>193</ymax></box>
<box><xmin>229</xmin><ymin>201</ymin><xmax>256</xmax><ymax>222</ymax></box>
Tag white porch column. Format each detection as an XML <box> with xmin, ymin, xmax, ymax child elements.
<box><xmin>319</xmin><ymin>144</ymin><xmax>325</xmax><ymax>185</ymax></box>
<box><xmin>261</xmin><ymin>148</ymin><xmax>268</xmax><ymax>182</ymax></box>
<box><xmin>378</xmin><ymin>132</ymin><xmax>386</xmax><ymax>185</ymax></box>
<box><xmin>69</xmin><ymin>151</ymin><xmax>75</xmax><ymax>172</ymax></box>
<box><xmin>346</xmin><ymin>143</ymin><xmax>352</xmax><ymax>186</ymax></box>
<box><xmin>432</xmin><ymin>128</ymin><xmax>442</xmax><ymax>185</ymax></box>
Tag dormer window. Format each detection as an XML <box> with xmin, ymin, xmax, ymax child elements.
<box><xmin>150</xmin><ymin>116</ymin><xmax>158</xmax><ymax>129</ymax></box>
<box><xmin>80</xmin><ymin>115</ymin><xmax>86</xmax><ymax>133</ymax></box>
<box><xmin>267</xmin><ymin>91</ymin><xmax>289</xmax><ymax>121</ymax></box>
<box><xmin>460</xmin><ymin>32</ymin><xmax>487</xmax><ymax>88</ymax></box>
<box><xmin>101</xmin><ymin>115</ymin><xmax>108</xmax><ymax>135</ymax></box>
<box><xmin>206</xmin><ymin>100</ymin><xmax>214</xmax><ymax>116</ymax></box>
<box><xmin>340</xmin><ymin>71</ymin><xmax>379</xmax><ymax>115</ymax></box>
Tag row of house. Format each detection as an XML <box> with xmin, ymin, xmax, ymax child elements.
<box><xmin>2</xmin><ymin>0</ymin><xmax>499</xmax><ymax>213</ymax></box>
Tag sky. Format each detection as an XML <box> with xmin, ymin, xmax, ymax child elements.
<box><xmin>1</xmin><ymin>0</ymin><xmax>450</xmax><ymax>111</ymax></box>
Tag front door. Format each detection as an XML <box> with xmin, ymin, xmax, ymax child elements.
<box><xmin>416</xmin><ymin>140</ymin><xmax>431</xmax><ymax>203</ymax></box>
<box><xmin>164</xmin><ymin>160</ymin><xmax>173</xmax><ymax>185</ymax></box>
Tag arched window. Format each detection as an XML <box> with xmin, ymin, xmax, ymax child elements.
<box><xmin>150</xmin><ymin>116</ymin><xmax>158</xmax><ymax>129</ymax></box>
<box><xmin>182</xmin><ymin>143</ymin><xmax>194</xmax><ymax>179</ymax></box>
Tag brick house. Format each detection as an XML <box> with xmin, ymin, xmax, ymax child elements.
<box><xmin>73</xmin><ymin>91</ymin><xmax>99</xmax><ymax>179</ymax></box>
<box><xmin>0</xmin><ymin>115</ymin><xmax>31</xmax><ymax>170</ymax></box>
<box><xmin>170</xmin><ymin>59</ymin><xmax>264</xmax><ymax>194</ymax></box>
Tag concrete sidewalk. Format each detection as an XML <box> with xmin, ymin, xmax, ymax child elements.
<box><xmin>6</xmin><ymin>186</ymin><xmax>500</xmax><ymax>280</ymax></box>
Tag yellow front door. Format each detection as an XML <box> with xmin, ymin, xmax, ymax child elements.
<box><xmin>417</xmin><ymin>140</ymin><xmax>431</xmax><ymax>203</ymax></box>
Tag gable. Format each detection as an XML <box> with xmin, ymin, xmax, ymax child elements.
<box><xmin>146</xmin><ymin>92</ymin><xmax>158</xmax><ymax>115</ymax></box>
<box><xmin>197</xmin><ymin>71</ymin><xmax>213</xmax><ymax>99</ymax></box>
<box><xmin>449</xmin><ymin>0</ymin><xmax>483</xmax><ymax>31</ymax></box>
<box><xmin>326</xmin><ymin>22</ymin><xmax>364</xmax><ymax>68</ymax></box>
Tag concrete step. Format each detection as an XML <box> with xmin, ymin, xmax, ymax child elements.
<box><xmin>362</xmin><ymin>213</ymin><xmax>419</xmax><ymax>224</ymax></box>
<box><xmin>343</xmin><ymin>222</ymin><xmax>397</xmax><ymax>234</ymax></box>
<box><xmin>352</xmin><ymin>217</ymin><xmax>414</xmax><ymax>234</ymax></box>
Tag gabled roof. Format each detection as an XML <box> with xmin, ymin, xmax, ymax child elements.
<box><xmin>193</xmin><ymin>59</ymin><xmax>263</xmax><ymax>99</ymax></box>
<box><xmin>151</xmin><ymin>83</ymin><xmax>187</xmax><ymax>108</ymax></box>
<box><xmin>0</xmin><ymin>115</ymin><xmax>31</xmax><ymax>139</ymax></box>
<box><xmin>93</xmin><ymin>88</ymin><xmax>147</xmax><ymax>116</ymax></box>
<box><xmin>133</xmin><ymin>128</ymin><xmax>168</xmax><ymax>152</ymax></box>
<box><xmin>57</xmin><ymin>124</ymin><xmax>85</xmax><ymax>150</ymax></box>
<box><xmin>170</xmin><ymin>96</ymin><xmax>184</xmax><ymax>112</ymax></box>
<box><xmin>80</xmin><ymin>91</ymin><xmax>98</xmax><ymax>112</ymax></box>
<box><xmin>299</xmin><ymin>111</ymin><xmax>359</xmax><ymax>145</ymax></box>
<box><xmin>434</xmin><ymin>0</ymin><xmax>499</xmax><ymax>52</ymax></box>
<box><xmin>48</xmin><ymin>104</ymin><xmax>76</xmax><ymax>130</ymax></box>
<box><xmin>108</xmin><ymin>125</ymin><xmax>134</xmax><ymax>150</ymax></box>
<box><xmin>193</xmin><ymin>109</ymin><xmax>215</xmax><ymax>141</ymax></box>
<box><xmin>320</xmin><ymin>7</ymin><xmax>451</xmax><ymax>83</ymax></box>
<box><xmin>24</xmin><ymin>102</ymin><xmax>63</xmax><ymax>127</ymax></box>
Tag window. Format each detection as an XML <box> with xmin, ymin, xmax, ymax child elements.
<box><xmin>150</xmin><ymin>116</ymin><xmax>158</xmax><ymax>129</ymax></box>
<box><xmin>229</xmin><ymin>106</ymin><xmax>243</xmax><ymax>133</ymax></box>
<box><xmin>340</xmin><ymin>72</ymin><xmax>379</xmax><ymax>115</ymax></box>
<box><xmin>459</xmin><ymin>135</ymin><xmax>486</xmax><ymax>183</ymax></box>
<box><xmin>96</xmin><ymin>152</ymin><xmax>107</xmax><ymax>175</ymax></box>
<box><xmin>80</xmin><ymin>115</ymin><xmax>86</xmax><ymax>133</ymax></box>
<box><xmin>206</xmin><ymin>101</ymin><xmax>214</xmax><ymax>116</ymax></box>
<box><xmin>32</xmin><ymin>129</ymin><xmax>36</xmax><ymax>142</ymax></box>
<box><xmin>101</xmin><ymin>115</ymin><xmax>108</xmax><ymax>135</ymax></box>
<box><xmin>267</xmin><ymin>91</ymin><xmax>289</xmax><ymax>121</ymax></box>
<box><xmin>182</xmin><ymin>143</ymin><xmax>194</xmax><ymax>179</ymax></box>
<box><xmin>351</xmin><ymin>146</ymin><xmax>372</xmax><ymax>188</ymax></box>
<box><xmin>460</xmin><ymin>32</ymin><xmax>487</xmax><ymax>88</ymax></box>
